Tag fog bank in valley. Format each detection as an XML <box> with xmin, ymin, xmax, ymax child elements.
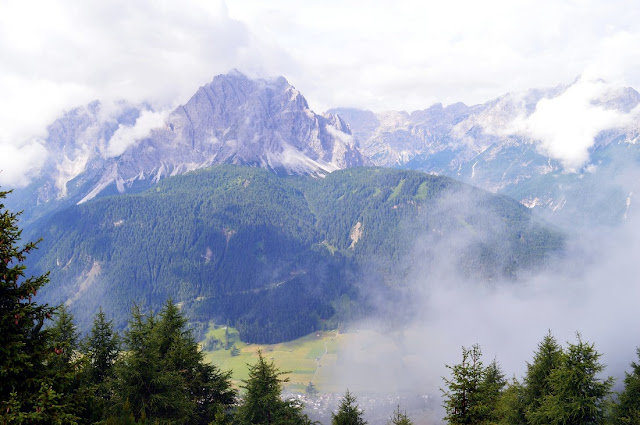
<box><xmin>331</xmin><ymin>179</ymin><xmax>640</xmax><ymax>407</ymax></box>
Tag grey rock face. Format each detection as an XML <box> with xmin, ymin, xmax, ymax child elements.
<box><xmin>335</xmin><ymin>82</ymin><xmax>640</xmax><ymax>227</ymax></box>
<box><xmin>13</xmin><ymin>72</ymin><xmax>640</xmax><ymax>229</ymax></box>
<box><xmin>87</xmin><ymin>72</ymin><xmax>365</xmax><ymax>203</ymax></box>
<box><xmin>14</xmin><ymin>71</ymin><xmax>365</xmax><ymax>215</ymax></box>
<box><xmin>6</xmin><ymin>101</ymin><xmax>142</xmax><ymax>222</ymax></box>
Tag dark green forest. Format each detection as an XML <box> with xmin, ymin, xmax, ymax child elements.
<box><xmin>26</xmin><ymin>166</ymin><xmax>563</xmax><ymax>343</ymax></box>
<box><xmin>2</xmin><ymin>189</ymin><xmax>640</xmax><ymax>424</ymax></box>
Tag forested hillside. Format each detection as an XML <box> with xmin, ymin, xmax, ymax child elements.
<box><xmin>28</xmin><ymin>166</ymin><xmax>563</xmax><ymax>343</ymax></box>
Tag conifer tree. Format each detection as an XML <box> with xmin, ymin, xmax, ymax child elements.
<box><xmin>533</xmin><ymin>333</ymin><xmax>613</xmax><ymax>425</ymax></box>
<box><xmin>523</xmin><ymin>331</ymin><xmax>563</xmax><ymax>424</ymax></box>
<box><xmin>81</xmin><ymin>307</ymin><xmax>121</xmax><ymax>423</ymax></box>
<box><xmin>441</xmin><ymin>344</ymin><xmax>487</xmax><ymax>425</ymax></box>
<box><xmin>332</xmin><ymin>390</ymin><xmax>367</xmax><ymax>425</ymax></box>
<box><xmin>156</xmin><ymin>299</ymin><xmax>235</xmax><ymax>424</ymax></box>
<box><xmin>112</xmin><ymin>304</ymin><xmax>187</xmax><ymax>422</ymax></box>
<box><xmin>83</xmin><ymin>307</ymin><xmax>120</xmax><ymax>386</ymax></box>
<box><xmin>387</xmin><ymin>405</ymin><xmax>413</xmax><ymax>425</ymax></box>
<box><xmin>612</xmin><ymin>348</ymin><xmax>640</xmax><ymax>424</ymax></box>
<box><xmin>480</xmin><ymin>359</ymin><xmax>506</xmax><ymax>423</ymax></box>
<box><xmin>495</xmin><ymin>378</ymin><xmax>527</xmax><ymax>425</ymax></box>
<box><xmin>0</xmin><ymin>189</ymin><xmax>78</xmax><ymax>423</ymax></box>
<box><xmin>50</xmin><ymin>305</ymin><xmax>79</xmax><ymax>370</ymax></box>
<box><xmin>237</xmin><ymin>349</ymin><xmax>311</xmax><ymax>425</ymax></box>
<box><xmin>111</xmin><ymin>300</ymin><xmax>235</xmax><ymax>424</ymax></box>
<box><xmin>305</xmin><ymin>381</ymin><xmax>318</xmax><ymax>398</ymax></box>
<box><xmin>49</xmin><ymin>305</ymin><xmax>88</xmax><ymax>420</ymax></box>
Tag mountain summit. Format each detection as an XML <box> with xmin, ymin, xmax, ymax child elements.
<box><xmin>109</xmin><ymin>71</ymin><xmax>364</xmax><ymax>197</ymax></box>
<box><xmin>332</xmin><ymin>80</ymin><xmax>640</xmax><ymax>227</ymax></box>
<box><xmin>13</xmin><ymin>71</ymin><xmax>365</xmax><ymax>215</ymax></box>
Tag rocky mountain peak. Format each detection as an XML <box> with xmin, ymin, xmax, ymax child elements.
<box><xmin>14</xmin><ymin>71</ymin><xmax>366</xmax><ymax>213</ymax></box>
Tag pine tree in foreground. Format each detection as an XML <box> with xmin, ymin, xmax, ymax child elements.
<box><xmin>332</xmin><ymin>390</ymin><xmax>367</xmax><ymax>425</ymax></box>
<box><xmin>480</xmin><ymin>358</ymin><xmax>506</xmax><ymax>423</ymax></box>
<box><xmin>614</xmin><ymin>348</ymin><xmax>640</xmax><ymax>424</ymax></box>
<box><xmin>533</xmin><ymin>333</ymin><xmax>613</xmax><ymax>425</ymax></box>
<box><xmin>110</xmin><ymin>300</ymin><xmax>235</xmax><ymax>424</ymax></box>
<box><xmin>236</xmin><ymin>349</ymin><xmax>313</xmax><ymax>425</ymax></box>
<box><xmin>80</xmin><ymin>307</ymin><xmax>121</xmax><ymax>423</ymax></box>
<box><xmin>441</xmin><ymin>344</ymin><xmax>487</xmax><ymax>425</ymax></box>
<box><xmin>0</xmin><ymin>189</ymin><xmax>78</xmax><ymax>423</ymax></box>
<box><xmin>387</xmin><ymin>405</ymin><xmax>413</xmax><ymax>425</ymax></box>
<box><xmin>83</xmin><ymin>308</ymin><xmax>120</xmax><ymax>386</ymax></box>
<box><xmin>494</xmin><ymin>377</ymin><xmax>527</xmax><ymax>425</ymax></box>
<box><xmin>523</xmin><ymin>331</ymin><xmax>563</xmax><ymax>424</ymax></box>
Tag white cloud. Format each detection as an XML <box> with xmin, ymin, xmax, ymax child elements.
<box><xmin>333</xmin><ymin>183</ymin><xmax>640</xmax><ymax>397</ymax></box>
<box><xmin>0</xmin><ymin>75</ymin><xmax>92</xmax><ymax>187</ymax></box>
<box><xmin>502</xmin><ymin>77</ymin><xmax>637</xmax><ymax>171</ymax></box>
<box><xmin>2</xmin><ymin>0</ymin><xmax>640</xmax><ymax>185</ymax></box>
<box><xmin>106</xmin><ymin>109</ymin><xmax>169</xmax><ymax>158</ymax></box>
<box><xmin>227</xmin><ymin>0</ymin><xmax>640</xmax><ymax>112</ymax></box>
<box><xmin>0</xmin><ymin>139</ymin><xmax>48</xmax><ymax>188</ymax></box>
<box><xmin>0</xmin><ymin>0</ymin><xmax>272</xmax><ymax>187</ymax></box>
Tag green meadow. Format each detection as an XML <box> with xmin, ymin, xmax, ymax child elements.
<box><xmin>203</xmin><ymin>326</ymin><xmax>345</xmax><ymax>393</ymax></box>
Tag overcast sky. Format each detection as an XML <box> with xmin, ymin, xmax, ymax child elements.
<box><xmin>1</xmin><ymin>0</ymin><xmax>640</xmax><ymax>184</ymax></box>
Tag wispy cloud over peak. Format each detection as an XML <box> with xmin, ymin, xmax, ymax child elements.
<box><xmin>105</xmin><ymin>109</ymin><xmax>169</xmax><ymax>158</ymax></box>
<box><xmin>492</xmin><ymin>77</ymin><xmax>639</xmax><ymax>172</ymax></box>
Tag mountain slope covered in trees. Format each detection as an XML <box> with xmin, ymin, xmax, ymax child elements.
<box><xmin>28</xmin><ymin>166</ymin><xmax>563</xmax><ymax>343</ymax></box>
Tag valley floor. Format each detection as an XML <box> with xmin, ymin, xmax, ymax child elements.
<box><xmin>202</xmin><ymin>327</ymin><xmax>443</xmax><ymax>424</ymax></box>
<box><xmin>203</xmin><ymin>328</ymin><xmax>344</xmax><ymax>392</ymax></box>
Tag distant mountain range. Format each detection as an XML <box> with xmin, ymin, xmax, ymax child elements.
<box><xmin>10</xmin><ymin>72</ymin><xmax>607</xmax><ymax>342</ymax></box>
<box><xmin>10</xmin><ymin>71</ymin><xmax>364</xmax><ymax>224</ymax></box>
<box><xmin>331</xmin><ymin>82</ymin><xmax>640</xmax><ymax>227</ymax></box>
<box><xmin>10</xmin><ymin>71</ymin><xmax>640</xmax><ymax>229</ymax></box>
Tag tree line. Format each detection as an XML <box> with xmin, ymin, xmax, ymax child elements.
<box><xmin>441</xmin><ymin>332</ymin><xmax>640</xmax><ymax>424</ymax></box>
<box><xmin>27</xmin><ymin>165</ymin><xmax>562</xmax><ymax>344</ymax></box>
<box><xmin>1</xmin><ymin>187</ymin><xmax>407</xmax><ymax>424</ymax></box>
<box><xmin>7</xmin><ymin>183</ymin><xmax>635</xmax><ymax>425</ymax></box>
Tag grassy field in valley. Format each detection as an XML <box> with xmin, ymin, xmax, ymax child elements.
<box><xmin>202</xmin><ymin>326</ymin><xmax>347</xmax><ymax>393</ymax></box>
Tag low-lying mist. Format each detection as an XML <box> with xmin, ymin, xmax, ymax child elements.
<box><xmin>329</xmin><ymin>180</ymin><xmax>640</xmax><ymax>418</ymax></box>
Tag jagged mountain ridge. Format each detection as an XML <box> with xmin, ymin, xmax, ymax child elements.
<box><xmin>11</xmin><ymin>72</ymin><xmax>640</xmax><ymax>229</ymax></box>
<box><xmin>331</xmin><ymin>82</ymin><xmax>640</xmax><ymax>227</ymax></box>
<box><xmin>86</xmin><ymin>71</ymin><xmax>364</xmax><ymax>203</ymax></box>
<box><xmin>9</xmin><ymin>71</ymin><xmax>365</xmax><ymax>222</ymax></box>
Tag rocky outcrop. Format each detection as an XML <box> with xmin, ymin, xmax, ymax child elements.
<box><xmin>14</xmin><ymin>71</ymin><xmax>366</xmax><ymax>212</ymax></box>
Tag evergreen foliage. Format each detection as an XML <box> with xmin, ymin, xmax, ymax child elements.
<box><xmin>231</xmin><ymin>344</ymin><xmax>241</xmax><ymax>357</ymax></box>
<box><xmin>305</xmin><ymin>382</ymin><xmax>318</xmax><ymax>398</ymax></box>
<box><xmin>28</xmin><ymin>166</ymin><xmax>564</xmax><ymax>343</ymax></box>
<box><xmin>495</xmin><ymin>378</ymin><xmax>527</xmax><ymax>425</ymax></box>
<box><xmin>387</xmin><ymin>405</ymin><xmax>413</xmax><ymax>425</ymax></box>
<box><xmin>112</xmin><ymin>303</ymin><xmax>186</xmax><ymax>421</ymax></box>
<box><xmin>523</xmin><ymin>331</ymin><xmax>563</xmax><ymax>424</ymax></box>
<box><xmin>48</xmin><ymin>305</ymin><xmax>87</xmax><ymax>421</ymax></box>
<box><xmin>441</xmin><ymin>347</ymin><xmax>510</xmax><ymax>425</ymax></box>
<box><xmin>441</xmin><ymin>344</ymin><xmax>492</xmax><ymax>425</ymax></box>
<box><xmin>80</xmin><ymin>307</ymin><xmax>121</xmax><ymax>423</ymax></box>
<box><xmin>480</xmin><ymin>359</ymin><xmax>507</xmax><ymax>423</ymax></box>
<box><xmin>50</xmin><ymin>305</ymin><xmax>79</xmax><ymax>365</ymax></box>
<box><xmin>82</xmin><ymin>307</ymin><xmax>120</xmax><ymax>385</ymax></box>
<box><xmin>614</xmin><ymin>348</ymin><xmax>640</xmax><ymax>424</ymax></box>
<box><xmin>471</xmin><ymin>332</ymin><xmax>617</xmax><ymax>425</ymax></box>
<box><xmin>331</xmin><ymin>390</ymin><xmax>367</xmax><ymax>425</ymax></box>
<box><xmin>236</xmin><ymin>349</ymin><xmax>313</xmax><ymax>425</ymax></box>
<box><xmin>533</xmin><ymin>334</ymin><xmax>613</xmax><ymax>425</ymax></box>
<box><xmin>0</xmin><ymin>189</ymin><xmax>78</xmax><ymax>423</ymax></box>
<box><xmin>110</xmin><ymin>300</ymin><xmax>235</xmax><ymax>424</ymax></box>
